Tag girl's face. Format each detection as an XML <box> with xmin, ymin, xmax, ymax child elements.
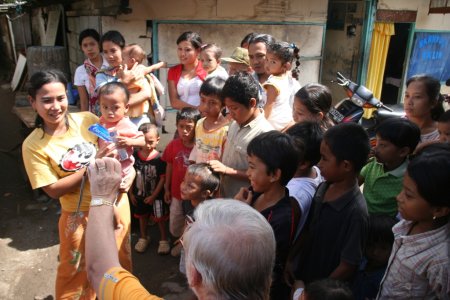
<box><xmin>265</xmin><ymin>52</ymin><xmax>287</xmax><ymax>76</ymax></box>
<box><xmin>200</xmin><ymin>49</ymin><xmax>219</xmax><ymax>73</ymax></box>
<box><xmin>293</xmin><ymin>98</ymin><xmax>322</xmax><ymax>123</ymax></box>
<box><xmin>198</xmin><ymin>93</ymin><xmax>223</xmax><ymax>118</ymax></box>
<box><xmin>404</xmin><ymin>81</ymin><xmax>434</xmax><ymax>120</ymax></box>
<box><xmin>81</xmin><ymin>36</ymin><xmax>100</xmax><ymax>61</ymax></box>
<box><xmin>177</xmin><ymin>40</ymin><xmax>199</xmax><ymax>66</ymax></box>
<box><xmin>102</xmin><ymin>41</ymin><xmax>123</xmax><ymax>67</ymax></box>
<box><xmin>99</xmin><ymin>89</ymin><xmax>128</xmax><ymax>123</ymax></box>
<box><xmin>396</xmin><ymin>172</ymin><xmax>434</xmax><ymax>222</ymax></box>
<box><xmin>30</xmin><ymin>82</ymin><xmax>68</xmax><ymax>128</ymax></box>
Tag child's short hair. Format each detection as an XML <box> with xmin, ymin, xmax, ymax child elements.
<box><xmin>186</xmin><ymin>163</ymin><xmax>220</xmax><ymax>195</ymax></box>
<box><xmin>304</xmin><ymin>279</ymin><xmax>353</xmax><ymax>300</ymax></box>
<box><xmin>138</xmin><ymin>123</ymin><xmax>159</xmax><ymax>136</ymax></box>
<box><xmin>200</xmin><ymin>43</ymin><xmax>222</xmax><ymax>60</ymax></box>
<box><xmin>247</xmin><ymin>131</ymin><xmax>299</xmax><ymax>186</ymax></box>
<box><xmin>438</xmin><ymin>109</ymin><xmax>450</xmax><ymax>123</ymax></box>
<box><xmin>376</xmin><ymin>118</ymin><xmax>420</xmax><ymax>153</ymax></box>
<box><xmin>324</xmin><ymin>123</ymin><xmax>370</xmax><ymax>173</ymax></box>
<box><xmin>200</xmin><ymin>77</ymin><xmax>226</xmax><ymax>103</ymax></box>
<box><xmin>176</xmin><ymin>107</ymin><xmax>201</xmax><ymax>125</ymax></box>
<box><xmin>286</xmin><ymin>121</ymin><xmax>324</xmax><ymax>166</ymax></box>
<box><xmin>408</xmin><ymin>143</ymin><xmax>450</xmax><ymax>209</ymax></box>
<box><xmin>124</xmin><ymin>43</ymin><xmax>146</xmax><ymax>64</ymax></box>
<box><xmin>78</xmin><ymin>28</ymin><xmax>100</xmax><ymax>46</ymax></box>
<box><xmin>98</xmin><ymin>81</ymin><xmax>130</xmax><ymax>103</ymax></box>
<box><xmin>221</xmin><ymin>72</ymin><xmax>259</xmax><ymax>108</ymax></box>
<box><xmin>366</xmin><ymin>214</ymin><xmax>396</xmax><ymax>248</ymax></box>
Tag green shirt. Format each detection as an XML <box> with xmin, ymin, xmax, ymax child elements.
<box><xmin>360</xmin><ymin>158</ymin><xmax>408</xmax><ymax>216</ymax></box>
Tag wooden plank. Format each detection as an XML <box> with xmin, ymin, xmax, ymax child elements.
<box><xmin>12</xmin><ymin>105</ymin><xmax>80</xmax><ymax>128</ymax></box>
<box><xmin>376</xmin><ymin>9</ymin><xmax>417</xmax><ymax>23</ymax></box>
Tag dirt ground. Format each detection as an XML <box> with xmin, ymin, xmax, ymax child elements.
<box><xmin>0</xmin><ymin>81</ymin><xmax>193</xmax><ymax>299</ymax></box>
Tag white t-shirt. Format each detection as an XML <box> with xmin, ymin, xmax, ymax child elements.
<box><xmin>73</xmin><ymin>58</ymin><xmax>109</xmax><ymax>98</ymax></box>
<box><xmin>286</xmin><ymin>166</ymin><xmax>324</xmax><ymax>240</ymax></box>
<box><xmin>177</xmin><ymin>76</ymin><xmax>203</xmax><ymax>107</ymax></box>
<box><xmin>262</xmin><ymin>74</ymin><xmax>294</xmax><ymax>130</ymax></box>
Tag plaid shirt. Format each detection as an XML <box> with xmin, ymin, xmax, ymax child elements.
<box><xmin>377</xmin><ymin>220</ymin><xmax>450</xmax><ymax>299</ymax></box>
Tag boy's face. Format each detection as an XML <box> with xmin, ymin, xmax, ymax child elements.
<box><xmin>374</xmin><ymin>136</ymin><xmax>406</xmax><ymax>169</ymax></box>
<box><xmin>200</xmin><ymin>50</ymin><xmax>219</xmax><ymax>73</ymax></box>
<box><xmin>121</xmin><ymin>49</ymin><xmax>134</xmax><ymax>69</ymax></box>
<box><xmin>142</xmin><ymin>131</ymin><xmax>159</xmax><ymax>152</ymax></box>
<box><xmin>198</xmin><ymin>93</ymin><xmax>223</xmax><ymax>118</ymax></box>
<box><xmin>100</xmin><ymin>89</ymin><xmax>128</xmax><ymax>124</ymax></box>
<box><xmin>317</xmin><ymin>141</ymin><xmax>346</xmax><ymax>182</ymax></box>
<box><xmin>247</xmin><ymin>154</ymin><xmax>273</xmax><ymax>193</ymax></box>
<box><xmin>438</xmin><ymin>121</ymin><xmax>450</xmax><ymax>143</ymax></box>
<box><xmin>176</xmin><ymin>119</ymin><xmax>196</xmax><ymax>144</ymax></box>
<box><xmin>180</xmin><ymin>172</ymin><xmax>206</xmax><ymax>201</ymax></box>
<box><xmin>225</xmin><ymin>97</ymin><xmax>255</xmax><ymax>125</ymax></box>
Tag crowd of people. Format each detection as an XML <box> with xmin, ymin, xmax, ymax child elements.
<box><xmin>20</xmin><ymin>28</ymin><xmax>450</xmax><ymax>300</ymax></box>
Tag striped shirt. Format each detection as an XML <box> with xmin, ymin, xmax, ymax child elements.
<box><xmin>377</xmin><ymin>220</ymin><xmax>450</xmax><ymax>299</ymax></box>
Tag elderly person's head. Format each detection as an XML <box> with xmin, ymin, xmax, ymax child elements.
<box><xmin>183</xmin><ymin>199</ymin><xmax>275</xmax><ymax>300</ymax></box>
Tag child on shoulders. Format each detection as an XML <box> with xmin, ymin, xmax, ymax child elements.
<box><xmin>359</xmin><ymin>118</ymin><xmax>420</xmax><ymax>217</ymax></box>
<box><xmin>294</xmin><ymin>123</ymin><xmax>370</xmax><ymax>286</ymax></box>
<box><xmin>377</xmin><ymin>143</ymin><xmax>450</xmax><ymax>299</ymax></box>
<box><xmin>235</xmin><ymin>130</ymin><xmax>300</xmax><ymax>299</ymax></box>
<box><xmin>263</xmin><ymin>41</ymin><xmax>301</xmax><ymax>130</ymax></box>
<box><xmin>200</xmin><ymin>44</ymin><xmax>228</xmax><ymax>80</ymax></box>
<box><xmin>189</xmin><ymin>77</ymin><xmax>229</xmax><ymax>163</ymax></box>
<box><xmin>129</xmin><ymin>123</ymin><xmax>169</xmax><ymax>254</ymax></box>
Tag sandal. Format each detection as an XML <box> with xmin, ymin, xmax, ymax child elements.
<box><xmin>134</xmin><ymin>237</ymin><xmax>150</xmax><ymax>253</ymax></box>
<box><xmin>158</xmin><ymin>240</ymin><xmax>170</xmax><ymax>255</ymax></box>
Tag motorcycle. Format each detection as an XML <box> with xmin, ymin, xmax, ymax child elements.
<box><xmin>328</xmin><ymin>72</ymin><xmax>404</xmax><ymax>147</ymax></box>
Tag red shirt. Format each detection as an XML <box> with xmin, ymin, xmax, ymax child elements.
<box><xmin>161</xmin><ymin>138</ymin><xmax>193</xmax><ymax>200</ymax></box>
<box><xmin>167</xmin><ymin>62</ymin><xmax>207</xmax><ymax>87</ymax></box>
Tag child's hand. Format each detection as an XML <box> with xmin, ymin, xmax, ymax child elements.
<box><xmin>208</xmin><ymin>160</ymin><xmax>227</xmax><ymax>174</ymax></box>
<box><xmin>96</xmin><ymin>143</ymin><xmax>117</xmax><ymax>159</ymax></box>
<box><xmin>144</xmin><ymin>195</ymin><xmax>155</xmax><ymax>204</ymax></box>
<box><xmin>164</xmin><ymin>190</ymin><xmax>172</xmax><ymax>204</ymax></box>
<box><xmin>234</xmin><ymin>187</ymin><xmax>252</xmax><ymax>204</ymax></box>
<box><xmin>115</xmin><ymin>136</ymin><xmax>131</xmax><ymax>148</ymax></box>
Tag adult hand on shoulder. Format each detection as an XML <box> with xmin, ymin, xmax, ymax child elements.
<box><xmin>88</xmin><ymin>157</ymin><xmax>121</xmax><ymax>202</ymax></box>
<box><xmin>208</xmin><ymin>160</ymin><xmax>227</xmax><ymax>174</ymax></box>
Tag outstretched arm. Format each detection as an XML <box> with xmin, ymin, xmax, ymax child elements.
<box><xmin>85</xmin><ymin>157</ymin><xmax>122</xmax><ymax>294</ymax></box>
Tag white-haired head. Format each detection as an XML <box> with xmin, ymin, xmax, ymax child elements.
<box><xmin>183</xmin><ymin>199</ymin><xmax>275</xmax><ymax>300</ymax></box>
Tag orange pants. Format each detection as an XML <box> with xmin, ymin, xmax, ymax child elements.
<box><xmin>55</xmin><ymin>194</ymin><xmax>131</xmax><ymax>299</ymax></box>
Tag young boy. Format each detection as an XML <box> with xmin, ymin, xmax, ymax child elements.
<box><xmin>162</xmin><ymin>107</ymin><xmax>200</xmax><ymax>255</ymax></box>
<box><xmin>438</xmin><ymin>109</ymin><xmax>450</xmax><ymax>143</ymax></box>
<box><xmin>208</xmin><ymin>72</ymin><xmax>273</xmax><ymax>198</ymax></box>
<box><xmin>178</xmin><ymin>163</ymin><xmax>220</xmax><ymax>274</ymax></box>
<box><xmin>97</xmin><ymin>82</ymin><xmax>145</xmax><ymax>188</ymax></box>
<box><xmin>221</xmin><ymin>47</ymin><xmax>252</xmax><ymax>76</ymax></box>
<box><xmin>235</xmin><ymin>130</ymin><xmax>299</xmax><ymax>299</ymax></box>
<box><xmin>294</xmin><ymin>123</ymin><xmax>370</xmax><ymax>286</ymax></box>
<box><xmin>122</xmin><ymin>43</ymin><xmax>166</xmax><ymax>128</ymax></box>
<box><xmin>189</xmin><ymin>77</ymin><xmax>229</xmax><ymax>163</ymax></box>
<box><xmin>129</xmin><ymin>123</ymin><xmax>169</xmax><ymax>254</ymax></box>
<box><xmin>359</xmin><ymin>118</ymin><xmax>420</xmax><ymax>216</ymax></box>
<box><xmin>285</xmin><ymin>121</ymin><xmax>324</xmax><ymax>238</ymax></box>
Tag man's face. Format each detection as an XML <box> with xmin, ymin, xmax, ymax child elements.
<box><xmin>248</xmin><ymin>42</ymin><xmax>267</xmax><ymax>76</ymax></box>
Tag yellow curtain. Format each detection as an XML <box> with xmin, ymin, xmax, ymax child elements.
<box><xmin>366</xmin><ymin>22</ymin><xmax>395</xmax><ymax>100</ymax></box>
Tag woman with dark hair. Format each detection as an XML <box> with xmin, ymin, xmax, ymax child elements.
<box><xmin>167</xmin><ymin>31</ymin><xmax>207</xmax><ymax>109</ymax></box>
<box><xmin>22</xmin><ymin>70</ymin><xmax>132</xmax><ymax>299</ymax></box>
<box><xmin>404</xmin><ymin>74</ymin><xmax>445</xmax><ymax>143</ymax></box>
<box><xmin>74</xmin><ymin>28</ymin><xmax>108</xmax><ymax>114</ymax></box>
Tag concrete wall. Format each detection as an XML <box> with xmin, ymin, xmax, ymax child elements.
<box><xmin>378</xmin><ymin>0</ymin><xmax>450</xmax><ymax>31</ymax></box>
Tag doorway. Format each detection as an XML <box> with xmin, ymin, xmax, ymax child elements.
<box><xmin>380</xmin><ymin>23</ymin><xmax>412</xmax><ymax>104</ymax></box>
